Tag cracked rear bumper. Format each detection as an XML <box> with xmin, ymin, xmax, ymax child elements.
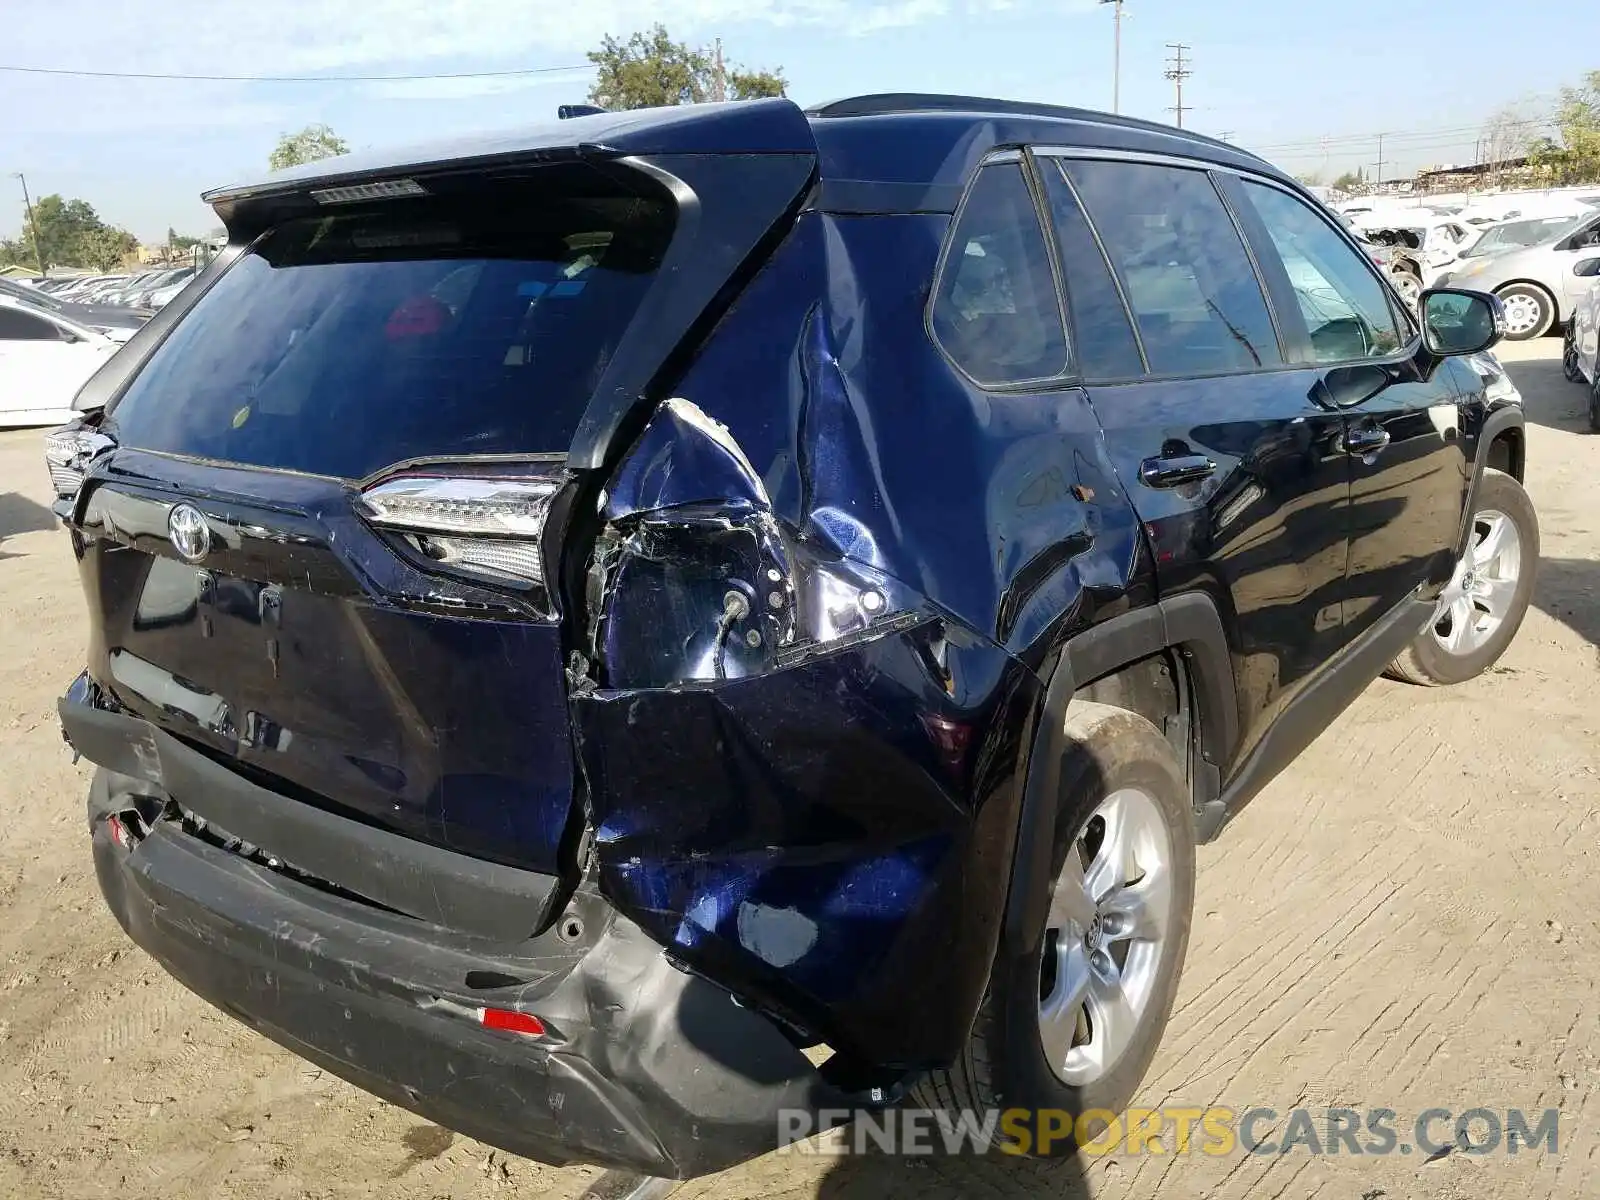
<box><xmin>73</xmin><ymin>695</ymin><xmax>841</xmax><ymax>1179</ymax></box>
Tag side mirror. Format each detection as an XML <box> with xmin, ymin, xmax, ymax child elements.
<box><xmin>1419</xmin><ymin>288</ymin><xmax>1502</xmax><ymax>359</ymax></box>
<box><xmin>1575</xmin><ymin>258</ymin><xmax>1600</xmax><ymax>278</ymax></box>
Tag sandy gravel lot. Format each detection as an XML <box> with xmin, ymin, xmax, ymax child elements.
<box><xmin>0</xmin><ymin>337</ymin><xmax>1595</xmax><ymax>1200</ymax></box>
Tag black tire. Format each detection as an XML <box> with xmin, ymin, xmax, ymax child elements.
<box><xmin>1589</xmin><ymin>371</ymin><xmax>1600</xmax><ymax>433</ymax></box>
<box><xmin>1564</xmin><ymin>320</ymin><xmax>1584</xmax><ymax>382</ymax></box>
<box><xmin>911</xmin><ymin>702</ymin><xmax>1195</xmax><ymax>1155</ymax></box>
<box><xmin>1496</xmin><ymin>284</ymin><xmax>1556</xmax><ymax>341</ymax></box>
<box><xmin>1385</xmin><ymin>469</ymin><xmax>1538</xmax><ymax>686</ymax></box>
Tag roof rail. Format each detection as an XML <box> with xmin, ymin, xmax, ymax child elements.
<box><xmin>805</xmin><ymin>93</ymin><xmax>1266</xmax><ymax>164</ymax></box>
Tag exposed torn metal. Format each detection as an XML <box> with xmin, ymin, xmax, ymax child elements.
<box><xmin>569</xmin><ymin>369</ymin><xmax>1047</xmax><ymax>1069</ymax></box>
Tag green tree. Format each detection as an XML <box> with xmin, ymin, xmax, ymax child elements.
<box><xmin>76</xmin><ymin>226</ymin><xmax>138</xmax><ymax>271</ymax></box>
<box><xmin>1331</xmin><ymin>169</ymin><xmax>1364</xmax><ymax>192</ymax></box>
<box><xmin>14</xmin><ymin>195</ymin><xmax>136</xmax><ymax>270</ymax></box>
<box><xmin>1551</xmin><ymin>70</ymin><xmax>1600</xmax><ymax>182</ymax></box>
<box><xmin>29</xmin><ymin>195</ymin><xmax>100</xmax><ymax>268</ymax></box>
<box><xmin>728</xmin><ymin>64</ymin><xmax>787</xmax><ymax>101</ymax></box>
<box><xmin>1294</xmin><ymin>170</ymin><xmax>1325</xmax><ymax>187</ymax></box>
<box><xmin>587</xmin><ymin>25</ymin><xmax>785</xmax><ymax>110</ymax></box>
<box><xmin>269</xmin><ymin>123</ymin><xmax>350</xmax><ymax>171</ymax></box>
<box><xmin>166</xmin><ymin>226</ymin><xmax>204</xmax><ymax>252</ymax></box>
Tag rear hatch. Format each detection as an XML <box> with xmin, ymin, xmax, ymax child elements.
<box><xmin>63</xmin><ymin>117</ymin><xmax>817</xmax><ymax>907</ymax></box>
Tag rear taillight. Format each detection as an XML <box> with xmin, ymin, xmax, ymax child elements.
<box><xmin>359</xmin><ymin>475</ymin><xmax>561</xmax><ymax>588</ymax></box>
<box><xmin>43</xmin><ymin>427</ymin><xmax>114</xmax><ymax>505</ymax></box>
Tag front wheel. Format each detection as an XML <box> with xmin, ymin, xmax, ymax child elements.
<box><xmin>1590</xmin><ymin>372</ymin><xmax>1600</xmax><ymax>433</ymax></box>
<box><xmin>1385</xmin><ymin>469</ymin><xmax>1538</xmax><ymax>686</ymax></box>
<box><xmin>1564</xmin><ymin>320</ymin><xmax>1583</xmax><ymax>382</ymax></box>
<box><xmin>911</xmin><ymin>703</ymin><xmax>1195</xmax><ymax>1154</ymax></box>
<box><xmin>1497</xmin><ymin>284</ymin><xmax>1555</xmax><ymax>341</ymax></box>
<box><xmin>1390</xmin><ymin>269</ymin><xmax>1422</xmax><ymax>310</ymax></box>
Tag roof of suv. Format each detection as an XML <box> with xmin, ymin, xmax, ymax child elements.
<box><xmin>204</xmin><ymin>93</ymin><xmax>1288</xmax><ymax>220</ymax></box>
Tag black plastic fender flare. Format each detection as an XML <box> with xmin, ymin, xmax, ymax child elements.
<box><xmin>999</xmin><ymin>593</ymin><xmax>1238</xmax><ymax>958</ymax></box>
<box><xmin>1456</xmin><ymin>404</ymin><xmax>1526</xmax><ymax>560</ymax></box>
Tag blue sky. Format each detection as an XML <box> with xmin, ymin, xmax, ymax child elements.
<box><xmin>2</xmin><ymin>0</ymin><xmax>1594</xmax><ymax>242</ymax></box>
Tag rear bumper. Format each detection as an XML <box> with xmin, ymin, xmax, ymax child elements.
<box><xmin>67</xmin><ymin>690</ymin><xmax>840</xmax><ymax>1178</ymax></box>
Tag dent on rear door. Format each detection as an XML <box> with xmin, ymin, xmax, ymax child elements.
<box><xmin>566</xmin><ymin>211</ymin><xmax>1144</xmax><ymax>1071</ymax></box>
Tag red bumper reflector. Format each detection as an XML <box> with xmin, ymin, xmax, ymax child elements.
<box><xmin>480</xmin><ymin>1007</ymin><xmax>545</xmax><ymax>1037</ymax></box>
<box><xmin>106</xmin><ymin>814</ymin><xmax>129</xmax><ymax>849</ymax></box>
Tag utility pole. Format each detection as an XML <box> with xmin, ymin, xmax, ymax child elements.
<box><xmin>1099</xmin><ymin>0</ymin><xmax>1124</xmax><ymax>114</ymax></box>
<box><xmin>1374</xmin><ymin>132</ymin><xmax>1386</xmax><ymax>189</ymax></box>
<box><xmin>1164</xmin><ymin>43</ymin><xmax>1191</xmax><ymax>129</ymax></box>
<box><xmin>13</xmin><ymin>173</ymin><xmax>45</xmax><ymax>278</ymax></box>
<box><xmin>1219</xmin><ymin>130</ymin><xmax>1234</xmax><ymax>143</ymax></box>
<box><xmin>710</xmin><ymin>38</ymin><xmax>727</xmax><ymax>103</ymax></box>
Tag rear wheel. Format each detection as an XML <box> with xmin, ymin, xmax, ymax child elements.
<box><xmin>1590</xmin><ymin>372</ymin><xmax>1600</xmax><ymax>433</ymax></box>
<box><xmin>912</xmin><ymin>703</ymin><xmax>1195</xmax><ymax>1154</ymax></box>
<box><xmin>1497</xmin><ymin>284</ymin><xmax>1555</xmax><ymax>341</ymax></box>
<box><xmin>1564</xmin><ymin>320</ymin><xmax>1583</xmax><ymax>382</ymax></box>
<box><xmin>1385</xmin><ymin>469</ymin><xmax>1538</xmax><ymax>686</ymax></box>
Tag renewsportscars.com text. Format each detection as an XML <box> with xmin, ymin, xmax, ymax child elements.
<box><xmin>777</xmin><ymin>1106</ymin><xmax>1560</xmax><ymax>1158</ymax></box>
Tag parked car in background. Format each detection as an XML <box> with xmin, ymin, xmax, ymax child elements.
<box><xmin>49</xmin><ymin>94</ymin><xmax>1535</xmax><ymax>1180</ymax></box>
<box><xmin>0</xmin><ymin>296</ymin><xmax>119</xmax><ymax>427</ymax></box>
<box><xmin>0</xmin><ymin>278</ymin><xmax>147</xmax><ymax>341</ymax></box>
<box><xmin>1565</xmin><ymin>254</ymin><xmax>1600</xmax><ymax>428</ymax></box>
<box><xmin>141</xmin><ymin>272</ymin><xmax>197</xmax><ymax>310</ymax></box>
<box><xmin>1333</xmin><ymin>211</ymin><xmax>1424</xmax><ymax>306</ymax></box>
<box><xmin>126</xmin><ymin>266</ymin><xmax>197</xmax><ymax>309</ymax></box>
<box><xmin>64</xmin><ymin>275</ymin><xmax>133</xmax><ymax>304</ymax></box>
<box><xmin>97</xmin><ymin>271</ymin><xmax>167</xmax><ymax>308</ymax></box>
<box><xmin>1356</xmin><ymin>216</ymin><xmax>1479</xmax><ymax>287</ymax></box>
<box><xmin>1437</xmin><ymin>207</ymin><xmax>1600</xmax><ymax>339</ymax></box>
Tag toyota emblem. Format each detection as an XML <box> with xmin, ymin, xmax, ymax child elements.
<box><xmin>167</xmin><ymin>503</ymin><xmax>212</xmax><ymax>563</ymax></box>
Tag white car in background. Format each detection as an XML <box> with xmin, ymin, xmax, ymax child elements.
<box><xmin>1566</xmin><ymin>253</ymin><xmax>1600</xmax><ymax>429</ymax></box>
<box><xmin>0</xmin><ymin>296</ymin><xmax>120</xmax><ymax>428</ymax></box>
<box><xmin>1353</xmin><ymin>214</ymin><xmax>1480</xmax><ymax>287</ymax></box>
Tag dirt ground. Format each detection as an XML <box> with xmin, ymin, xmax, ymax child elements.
<box><xmin>0</xmin><ymin>337</ymin><xmax>1596</xmax><ymax>1200</ymax></box>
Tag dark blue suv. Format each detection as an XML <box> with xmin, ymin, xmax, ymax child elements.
<box><xmin>49</xmin><ymin>94</ymin><xmax>1535</xmax><ymax>1177</ymax></box>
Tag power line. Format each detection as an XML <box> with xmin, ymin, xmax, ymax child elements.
<box><xmin>1164</xmin><ymin>43</ymin><xmax>1191</xmax><ymax>129</ymax></box>
<box><xmin>0</xmin><ymin>61</ymin><xmax>591</xmax><ymax>84</ymax></box>
<box><xmin>1246</xmin><ymin>117</ymin><xmax>1552</xmax><ymax>155</ymax></box>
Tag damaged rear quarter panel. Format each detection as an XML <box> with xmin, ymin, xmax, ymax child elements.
<box><xmin>574</xmin><ymin>625</ymin><xmax>1038</xmax><ymax>1068</ymax></box>
<box><xmin>570</xmin><ymin>209</ymin><xmax>1144</xmax><ymax>1069</ymax></box>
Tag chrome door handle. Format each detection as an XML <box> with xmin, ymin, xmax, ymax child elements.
<box><xmin>1343</xmin><ymin>425</ymin><xmax>1391</xmax><ymax>456</ymax></box>
<box><xmin>1139</xmin><ymin>454</ymin><xmax>1217</xmax><ymax>488</ymax></box>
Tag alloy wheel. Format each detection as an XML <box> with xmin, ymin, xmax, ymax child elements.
<box><xmin>1431</xmin><ymin>509</ymin><xmax>1523</xmax><ymax>656</ymax></box>
<box><xmin>1038</xmin><ymin>787</ymin><xmax>1176</xmax><ymax>1086</ymax></box>
<box><xmin>1500</xmin><ymin>293</ymin><xmax>1545</xmax><ymax>339</ymax></box>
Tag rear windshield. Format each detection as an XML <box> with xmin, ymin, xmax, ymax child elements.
<box><xmin>108</xmin><ymin>180</ymin><xmax>675</xmax><ymax>479</ymax></box>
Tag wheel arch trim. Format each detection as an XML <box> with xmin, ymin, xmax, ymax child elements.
<box><xmin>1457</xmin><ymin>405</ymin><xmax>1527</xmax><ymax>559</ymax></box>
<box><xmin>1000</xmin><ymin>595</ymin><xmax>1238</xmax><ymax>951</ymax></box>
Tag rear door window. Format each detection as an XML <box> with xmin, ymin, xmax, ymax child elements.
<box><xmin>108</xmin><ymin>179</ymin><xmax>676</xmax><ymax>479</ymax></box>
<box><xmin>1062</xmin><ymin>160</ymin><xmax>1282</xmax><ymax>376</ymax></box>
<box><xmin>931</xmin><ymin>163</ymin><xmax>1069</xmax><ymax>386</ymax></box>
<box><xmin>1038</xmin><ymin>161</ymin><xmax>1146</xmax><ymax>380</ymax></box>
